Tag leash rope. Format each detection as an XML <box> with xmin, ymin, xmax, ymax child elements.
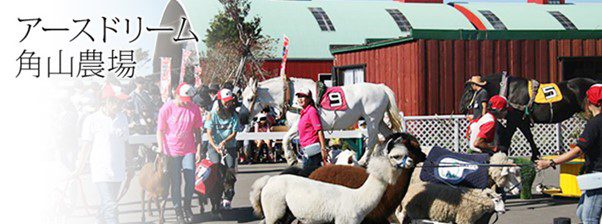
<box><xmin>491</xmin><ymin>212</ymin><xmax>500</xmax><ymax>224</ymax></box>
<box><xmin>417</xmin><ymin>163</ymin><xmax>531</xmax><ymax>168</ymax></box>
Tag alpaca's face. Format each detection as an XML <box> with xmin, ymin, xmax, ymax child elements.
<box><xmin>501</xmin><ymin>166</ymin><xmax>522</xmax><ymax>196</ymax></box>
<box><xmin>387</xmin><ymin>144</ymin><xmax>414</xmax><ymax>169</ymax></box>
<box><xmin>484</xmin><ymin>189</ymin><xmax>506</xmax><ymax>214</ymax></box>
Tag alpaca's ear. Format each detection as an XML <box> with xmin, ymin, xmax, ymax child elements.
<box><xmin>409</xmin><ymin>139</ymin><xmax>421</xmax><ymax>151</ymax></box>
<box><xmin>385</xmin><ymin>137</ymin><xmax>396</xmax><ymax>154</ymax></box>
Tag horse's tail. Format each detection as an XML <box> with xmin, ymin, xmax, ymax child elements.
<box><xmin>250</xmin><ymin>175</ymin><xmax>270</xmax><ymax>218</ymax></box>
<box><xmin>382</xmin><ymin>85</ymin><xmax>404</xmax><ymax>132</ymax></box>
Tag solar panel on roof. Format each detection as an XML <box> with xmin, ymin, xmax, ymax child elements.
<box><xmin>478</xmin><ymin>10</ymin><xmax>507</xmax><ymax>30</ymax></box>
<box><xmin>386</xmin><ymin>9</ymin><xmax>412</xmax><ymax>32</ymax></box>
<box><xmin>549</xmin><ymin>11</ymin><xmax>577</xmax><ymax>30</ymax></box>
<box><xmin>308</xmin><ymin>7</ymin><xmax>335</xmax><ymax>31</ymax></box>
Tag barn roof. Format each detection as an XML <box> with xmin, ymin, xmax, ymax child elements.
<box><xmin>164</xmin><ymin>0</ymin><xmax>602</xmax><ymax>60</ymax></box>
<box><xmin>175</xmin><ymin>0</ymin><xmax>475</xmax><ymax>59</ymax></box>
<box><xmin>331</xmin><ymin>29</ymin><xmax>602</xmax><ymax>54</ymax></box>
<box><xmin>454</xmin><ymin>2</ymin><xmax>602</xmax><ymax>30</ymax></box>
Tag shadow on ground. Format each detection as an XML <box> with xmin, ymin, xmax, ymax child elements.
<box><xmin>190</xmin><ymin>207</ymin><xmax>259</xmax><ymax>223</ymax></box>
<box><xmin>505</xmin><ymin>194</ymin><xmax>579</xmax><ymax>211</ymax></box>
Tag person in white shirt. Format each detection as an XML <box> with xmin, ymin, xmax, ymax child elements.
<box><xmin>74</xmin><ymin>84</ymin><xmax>130</xmax><ymax>224</ymax></box>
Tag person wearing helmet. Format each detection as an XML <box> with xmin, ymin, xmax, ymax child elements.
<box><xmin>204</xmin><ymin>88</ymin><xmax>241</xmax><ymax>209</ymax></box>
<box><xmin>537</xmin><ymin>84</ymin><xmax>602</xmax><ymax>224</ymax></box>
<box><xmin>157</xmin><ymin>82</ymin><xmax>203</xmax><ymax>223</ymax></box>
<box><xmin>468</xmin><ymin>95</ymin><xmax>508</xmax><ymax>155</ymax></box>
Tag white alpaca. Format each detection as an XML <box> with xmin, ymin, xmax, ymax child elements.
<box><xmin>331</xmin><ymin>149</ymin><xmax>360</xmax><ymax>166</ymax></box>
<box><xmin>250</xmin><ymin>145</ymin><xmax>413</xmax><ymax>224</ymax></box>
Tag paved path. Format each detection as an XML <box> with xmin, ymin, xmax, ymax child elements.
<box><xmin>65</xmin><ymin>163</ymin><xmax>580</xmax><ymax>224</ymax></box>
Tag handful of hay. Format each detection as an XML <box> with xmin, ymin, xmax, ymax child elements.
<box><xmin>511</xmin><ymin>157</ymin><xmax>536</xmax><ymax>199</ymax></box>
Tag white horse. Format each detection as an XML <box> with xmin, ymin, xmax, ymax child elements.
<box><xmin>239</xmin><ymin>77</ymin><xmax>404</xmax><ymax>166</ymax></box>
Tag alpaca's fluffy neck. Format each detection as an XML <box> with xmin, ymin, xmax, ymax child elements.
<box><xmin>352</xmin><ymin>172</ymin><xmax>389</xmax><ymax>214</ymax></box>
<box><xmin>352</xmin><ymin>157</ymin><xmax>395</xmax><ymax>213</ymax></box>
<box><xmin>390</xmin><ymin>167</ymin><xmax>415</xmax><ymax>202</ymax></box>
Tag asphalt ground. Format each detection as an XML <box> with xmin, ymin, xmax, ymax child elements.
<box><xmin>63</xmin><ymin>162</ymin><xmax>580</xmax><ymax>224</ymax></box>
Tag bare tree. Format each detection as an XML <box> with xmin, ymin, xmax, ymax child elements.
<box><xmin>204</xmin><ymin>0</ymin><xmax>274</xmax><ymax>86</ymax></box>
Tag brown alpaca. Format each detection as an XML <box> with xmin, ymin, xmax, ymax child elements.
<box><xmin>309</xmin><ymin>133</ymin><xmax>425</xmax><ymax>224</ymax></box>
<box><xmin>138</xmin><ymin>155</ymin><xmax>169</xmax><ymax>224</ymax></box>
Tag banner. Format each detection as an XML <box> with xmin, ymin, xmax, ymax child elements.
<box><xmin>160</xmin><ymin>57</ymin><xmax>172</xmax><ymax>103</ymax></box>
<box><xmin>279</xmin><ymin>35</ymin><xmax>289</xmax><ymax>76</ymax></box>
<box><xmin>180</xmin><ymin>49</ymin><xmax>192</xmax><ymax>83</ymax></box>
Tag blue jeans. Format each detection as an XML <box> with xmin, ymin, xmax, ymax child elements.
<box><xmin>207</xmin><ymin>146</ymin><xmax>238</xmax><ymax>170</ymax></box>
<box><xmin>95</xmin><ymin>182</ymin><xmax>121</xmax><ymax>224</ymax></box>
<box><xmin>577</xmin><ymin>188</ymin><xmax>602</xmax><ymax>224</ymax></box>
<box><xmin>302</xmin><ymin>154</ymin><xmax>323</xmax><ymax>175</ymax></box>
<box><xmin>167</xmin><ymin>153</ymin><xmax>195</xmax><ymax>209</ymax></box>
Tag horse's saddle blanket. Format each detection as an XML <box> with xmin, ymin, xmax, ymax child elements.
<box><xmin>528</xmin><ymin>81</ymin><xmax>563</xmax><ymax>104</ymax></box>
<box><xmin>195</xmin><ymin>159</ymin><xmax>219</xmax><ymax>195</ymax></box>
<box><xmin>320</xmin><ymin>87</ymin><xmax>348</xmax><ymax>111</ymax></box>
<box><xmin>420</xmin><ymin>146</ymin><xmax>490</xmax><ymax>189</ymax></box>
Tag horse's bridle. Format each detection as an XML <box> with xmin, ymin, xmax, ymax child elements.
<box><xmin>503</xmin><ymin>181</ymin><xmax>521</xmax><ymax>195</ymax></box>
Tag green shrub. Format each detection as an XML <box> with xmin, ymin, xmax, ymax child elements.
<box><xmin>511</xmin><ymin>157</ymin><xmax>536</xmax><ymax>199</ymax></box>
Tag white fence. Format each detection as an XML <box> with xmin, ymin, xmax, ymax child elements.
<box><xmin>403</xmin><ymin>114</ymin><xmax>587</xmax><ymax>157</ymax></box>
<box><xmin>129</xmin><ymin>130</ymin><xmax>366</xmax><ymax>144</ymax></box>
<box><xmin>129</xmin><ymin>114</ymin><xmax>587</xmax><ymax>158</ymax></box>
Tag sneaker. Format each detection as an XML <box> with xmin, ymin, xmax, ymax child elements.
<box><xmin>175</xmin><ymin>208</ymin><xmax>186</xmax><ymax>224</ymax></box>
<box><xmin>183</xmin><ymin>205</ymin><xmax>194</xmax><ymax>223</ymax></box>
<box><xmin>222</xmin><ymin>200</ymin><xmax>232</xmax><ymax>210</ymax></box>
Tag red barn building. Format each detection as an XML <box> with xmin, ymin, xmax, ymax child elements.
<box><xmin>332</xmin><ymin>30</ymin><xmax>602</xmax><ymax>116</ymax></box>
<box><xmin>331</xmin><ymin>2</ymin><xmax>602</xmax><ymax>115</ymax></box>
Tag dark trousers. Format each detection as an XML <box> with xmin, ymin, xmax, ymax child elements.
<box><xmin>302</xmin><ymin>154</ymin><xmax>323</xmax><ymax>174</ymax></box>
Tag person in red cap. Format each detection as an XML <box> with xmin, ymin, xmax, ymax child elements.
<box><xmin>468</xmin><ymin>95</ymin><xmax>508</xmax><ymax>155</ymax></box>
<box><xmin>73</xmin><ymin>84</ymin><xmax>130</xmax><ymax>224</ymax></box>
<box><xmin>537</xmin><ymin>84</ymin><xmax>602</xmax><ymax>224</ymax></box>
<box><xmin>157</xmin><ymin>82</ymin><xmax>203</xmax><ymax>223</ymax></box>
<box><xmin>295</xmin><ymin>87</ymin><xmax>327</xmax><ymax>173</ymax></box>
<box><xmin>204</xmin><ymin>88</ymin><xmax>241</xmax><ymax>209</ymax></box>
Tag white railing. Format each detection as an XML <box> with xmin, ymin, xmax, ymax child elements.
<box><xmin>129</xmin><ymin>114</ymin><xmax>587</xmax><ymax>158</ymax></box>
<box><xmin>128</xmin><ymin>130</ymin><xmax>367</xmax><ymax>145</ymax></box>
<box><xmin>402</xmin><ymin>114</ymin><xmax>587</xmax><ymax>157</ymax></box>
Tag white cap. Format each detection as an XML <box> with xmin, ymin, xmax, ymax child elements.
<box><xmin>295</xmin><ymin>87</ymin><xmax>312</xmax><ymax>97</ymax></box>
<box><xmin>255</xmin><ymin>113</ymin><xmax>267</xmax><ymax>120</ymax></box>
<box><xmin>218</xmin><ymin>89</ymin><xmax>234</xmax><ymax>102</ymax></box>
<box><xmin>178</xmin><ymin>84</ymin><xmax>195</xmax><ymax>97</ymax></box>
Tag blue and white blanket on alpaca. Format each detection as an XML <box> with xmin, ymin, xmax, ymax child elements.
<box><xmin>420</xmin><ymin>146</ymin><xmax>490</xmax><ymax>189</ymax></box>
